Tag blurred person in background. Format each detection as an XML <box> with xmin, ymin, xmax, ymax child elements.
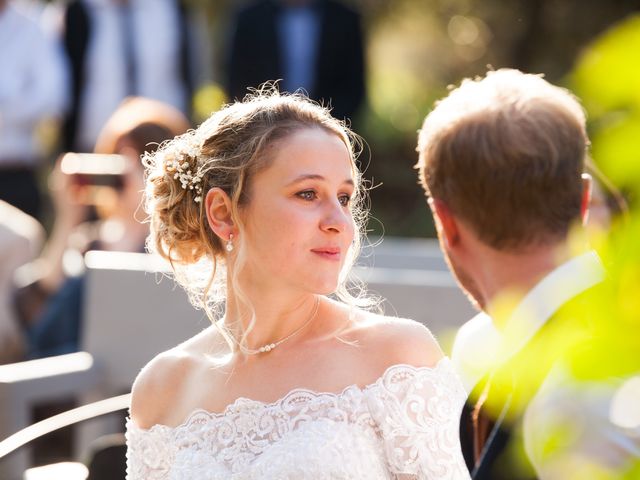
<box><xmin>17</xmin><ymin>97</ymin><xmax>190</xmax><ymax>358</ymax></box>
<box><xmin>227</xmin><ymin>0</ymin><xmax>365</xmax><ymax>123</ymax></box>
<box><xmin>58</xmin><ymin>0</ymin><xmax>200</xmax><ymax>152</ymax></box>
<box><xmin>0</xmin><ymin>200</ymin><xmax>45</xmax><ymax>364</ymax></box>
<box><xmin>416</xmin><ymin>69</ymin><xmax>640</xmax><ymax>479</ymax></box>
<box><xmin>0</xmin><ymin>0</ymin><xmax>68</xmax><ymax>220</ymax></box>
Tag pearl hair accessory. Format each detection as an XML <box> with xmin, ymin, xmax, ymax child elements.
<box><xmin>226</xmin><ymin>234</ymin><xmax>234</xmax><ymax>252</ymax></box>
<box><xmin>242</xmin><ymin>297</ymin><xmax>320</xmax><ymax>355</ymax></box>
<box><xmin>165</xmin><ymin>157</ymin><xmax>204</xmax><ymax>203</ymax></box>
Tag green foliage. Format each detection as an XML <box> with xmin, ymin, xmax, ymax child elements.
<box><xmin>568</xmin><ymin>215</ymin><xmax>640</xmax><ymax>380</ymax></box>
<box><xmin>571</xmin><ymin>14</ymin><xmax>640</xmax><ymax>203</ymax></box>
<box><xmin>568</xmin><ymin>15</ymin><xmax>640</xmax><ymax>382</ymax></box>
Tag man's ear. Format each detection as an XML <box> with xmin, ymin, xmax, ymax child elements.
<box><xmin>580</xmin><ymin>173</ymin><xmax>593</xmax><ymax>226</ymax></box>
<box><xmin>428</xmin><ymin>197</ymin><xmax>460</xmax><ymax>249</ymax></box>
<box><xmin>205</xmin><ymin>187</ymin><xmax>235</xmax><ymax>241</ymax></box>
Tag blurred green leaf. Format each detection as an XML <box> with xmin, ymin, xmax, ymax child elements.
<box><xmin>570</xmin><ymin>14</ymin><xmax>640</xmax><ymax>199</ymax></box>
<box><xmin>572</xmin><ymin>15</ymin><xmax>640</xmax><ymax>115</ymax></box>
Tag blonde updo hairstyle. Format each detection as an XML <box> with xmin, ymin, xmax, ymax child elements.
<box><xmin>143</xmin><ymin>89</ymin><xmax>369</xmax><ymax>351</ymax></box>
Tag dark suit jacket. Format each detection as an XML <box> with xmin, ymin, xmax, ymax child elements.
<box><xmin>227</xmin><ymin>0</ymin><xmax>365</xmax><ymax>122</ymax></box>
<box><xmin>459</xmin><ymin>284</ymin><xmax>601</xmax><ymax>480</ymax></box>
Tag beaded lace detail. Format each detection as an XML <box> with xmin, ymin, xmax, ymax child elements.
<box><xmin>126</xmin><ymin>359</ymin><xmax>470</xmax><ymax>479</ymax></box>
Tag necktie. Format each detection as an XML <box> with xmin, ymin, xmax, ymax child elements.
<box><xmin>120</xmin><ymin>0</ymin><xmax>136</xmax><ymax>95</ymax></box>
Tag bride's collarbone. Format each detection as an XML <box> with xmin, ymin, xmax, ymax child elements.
<box><xmin>180</xmin><ymin>348</ymin><xmax>371</xmax><ymax>415</ymax></box>
<box><xmin>165</xmin><ymin>316</ymin><xmax>437</xmax><ymax>424</ymax></box>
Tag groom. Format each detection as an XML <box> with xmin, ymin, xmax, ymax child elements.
<box><xmin>415</xmin><ymin>69</ymin><xmax>637</xmax><ymax>479</ymax></box>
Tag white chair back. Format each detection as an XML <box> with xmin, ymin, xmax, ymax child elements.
<box><xmin>82</xmin><ymin>251</ymin><xmax>206</xmax><ymax>392</ymax></box>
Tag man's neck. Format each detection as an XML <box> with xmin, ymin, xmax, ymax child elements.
<box><xmin>480</xmin><ymin>243</ymin><xmax>573</xmax><ymax>329</ymax></box>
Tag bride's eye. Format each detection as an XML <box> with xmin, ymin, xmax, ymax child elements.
<box><xmin>297</xmin><ymin>190</ymin><xmax>317</xmax><ymax>201</ymax></box>
<box><xmin>338</xmin><ymin>194</ymin><xmax>351</xmax><ymax>207</ymax></box>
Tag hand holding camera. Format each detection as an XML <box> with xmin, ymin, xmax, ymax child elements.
<box><xmin>52</xmin><ymin>153</ymin><xmax>128</xmax><ymax>224</ymax></box>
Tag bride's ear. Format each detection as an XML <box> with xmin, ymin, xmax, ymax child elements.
<box><xmin>205</xmin><ymin>187</ymin><xmax>235</xmax><ymax>240</ymax></box>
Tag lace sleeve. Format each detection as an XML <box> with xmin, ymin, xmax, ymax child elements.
<box><xmin>125</xmin><ymin>418</ymin><xmax>174</xmax><ymax>480</ymax></box>
<box><xmin>367</xmin><ymin>359</ymin><xmax>471</xmax><ymax>480</ymax></box>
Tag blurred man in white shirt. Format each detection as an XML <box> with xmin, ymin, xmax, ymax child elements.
<box><xmin>0</xmin><ymin>0</ymin><xmax>68</xmax><ymax>219</ymax></box>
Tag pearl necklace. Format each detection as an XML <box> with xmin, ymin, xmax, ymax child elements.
<box><xmin>242</xmin><ymin>297</ymin><xmax>320</xmax><ymax>355</ymax></box>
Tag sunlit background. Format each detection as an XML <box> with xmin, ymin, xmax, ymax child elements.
<box><xmin>183</xmin><ymin>0</ymin><xmax>640</xmax><ymax>237</ymax></box>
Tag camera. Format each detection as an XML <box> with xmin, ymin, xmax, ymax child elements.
<box><xmin>60</xmin><ymin>153</ymin><xmax>127</xmax><ymax>191</ymax></box>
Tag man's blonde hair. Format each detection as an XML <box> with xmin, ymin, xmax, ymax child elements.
<box><xmin>416</xmin><ymin>69</ymin><xmax>589</xmax><ymax>250</ymax></box>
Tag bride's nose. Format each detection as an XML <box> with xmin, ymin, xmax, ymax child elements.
<box><xmin>319</xmin><ymin>199</ymin><xmax>350</xmax><ymax>234</ymax></box>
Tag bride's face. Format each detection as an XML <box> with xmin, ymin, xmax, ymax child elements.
<box><xmin>238</xmin><ymin>128</ymin><xmax>356</xmax><ymax>294</ymax></box>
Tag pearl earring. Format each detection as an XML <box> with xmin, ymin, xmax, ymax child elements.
<box><xmin>226</xmin><ymin>234</ymin><xmax>234</xmax><ymax>252</ymax></box>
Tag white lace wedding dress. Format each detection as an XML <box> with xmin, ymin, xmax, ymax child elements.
<box><xmin>126</xmin><ymin>358</ymin><xmax>470</xmax><ymax>479</ymax></box>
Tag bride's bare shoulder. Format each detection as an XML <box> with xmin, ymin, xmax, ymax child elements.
<box><xmin>350</xmin><ymin>310</ymin><xmax>445</xmax><ymax>369</ymax></box>
<box><xmin>129</xmin><ymin>326</ymin><xmax>227</xmax><ymax>429</ymax></box>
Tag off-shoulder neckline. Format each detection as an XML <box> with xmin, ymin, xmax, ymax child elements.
<box><xmin>128</xmin><ymin>358</ymin><xmax>456</xmax><ymax>434</ymax></box>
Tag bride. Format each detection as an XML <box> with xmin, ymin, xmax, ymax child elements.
<box><xmin>126</xmin><ymin>90</ymin><xmax>470</xmax><ymax>479</ymax></box>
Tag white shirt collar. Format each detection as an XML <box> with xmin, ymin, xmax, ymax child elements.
<box><xmin>497</xmin><ymin>250</ymin><xmax>605</xmax><ymax>362</ymax></box>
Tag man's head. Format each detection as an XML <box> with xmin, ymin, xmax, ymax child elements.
<box><xmin>416</xmin><ymin>69</ymin><xmax>591</xmax><ymax>307</ymax></box>
<box><xmin>417</xmin><ymin>68</ymin><xmax>589</xmax><ymax>250</ymax></box>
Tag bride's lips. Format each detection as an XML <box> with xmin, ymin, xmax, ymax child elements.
<box><xmin>311</xmin><ymin>247</ymin><xmax>342</xmax><ymax>261</ymax></box>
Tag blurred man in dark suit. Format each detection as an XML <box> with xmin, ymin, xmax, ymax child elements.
<box><xmin>227</xmin><ymin>0</ymin><xmax>365</xmax><ymax>122</ymax></box>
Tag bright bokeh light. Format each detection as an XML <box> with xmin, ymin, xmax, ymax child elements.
<box><xmin>610</xmin><ymin>376</ymin><xmax>640</xmax><ymax>429</ymax></box>
<box><xmin>448</xmin><ymin>15</ymin><xmax>480</xmax><ymax>45</ymax></box>
<box><xmin>193</xmin><ymin>83</ymin><xmax>228</xmax><ymax>123</ymax></box>
<box><xmin>0</xmin><ymin>352</ymin><xmax>93</xmax><ymax>383</ymax></box>
<box><xmin>23</xmin><ymin>462</ymin><xmax>88</xmax><ymax>480</ymax></box>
